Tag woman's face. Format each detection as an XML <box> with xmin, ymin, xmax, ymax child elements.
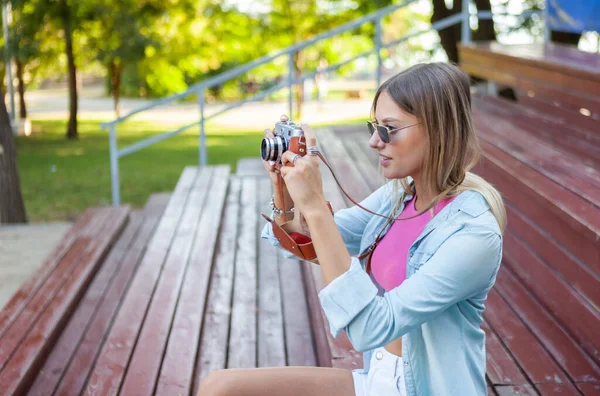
<box><xmin>369</xmin><ymin>90</ymin><xmax>429</xmax><ymax>181</ymax></box>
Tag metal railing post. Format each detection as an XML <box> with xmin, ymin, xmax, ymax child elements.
<box><xmin>2</xmin><ymin>2</ymin><xmax>15</xmax><ymax>124</ymax></box>
<box><xmin>109</xmin><ymin>125</ymin><xmax>121</xmax><ymax>206</ymax></box>
<box><xmin>198</xmin><ymin>88</ymin><xmax>207</xmax><ymax>167</ymax></box>
<box><xmin>375</xmin><ymin>18</ymin><xmax>383</xmax><ymax>88</ymax></box>
<box><xmin>461</xmin><ymin>0</ymin><xmax>471</xmax><ymax>44</ymax></box>
<box><xmin>288</xmin><ymin>52</ymin><xmax>294</xmax><ymax>120</ymax></box>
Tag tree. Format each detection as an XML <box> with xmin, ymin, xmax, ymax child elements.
<box><xmin>0</xmin><ymin>83</ymin><xmax>27</xmax><ymax>223</ymax></box>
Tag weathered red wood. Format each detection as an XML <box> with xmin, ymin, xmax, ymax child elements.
<box><xmin>0</xmin><ymin>238</ymin><xmax>89</xmax><ymax>370</ymax></box>
<box><xmin>84</xmin><ymin>167</ymin><xmax>198</xmax><ymax>396</ymax></box>
<box><xmin>476</xmin><ymin>96</ymin><xmax>600</xmax><ymax>161</ymax></box>
<box><xmin>475</xmin><ymin>141</ymin><xmax>600</xmax><ymax>271</ymax></box>
<box><xmin>502</xmin><ymin>232</ymin><xmax>600</xmax><ymax>364</ymax></box>
<box><xmin>503</xmin><ymin>201</ymin><xmax>600</xmax><ymax>320</ymax></box>
<box><xmin>473</xmin><ymin>111</ymin><xmax>600</xmax><ymax>206</ymax></box>
<box><xmin>482</xmin><ymin>319</ymin><xmax>530</xmax><ymax>386</ymax></box>
<box><xmin>227</xmin><ymin>177</ymin><xmax>259</xmax><ymax>369</ymax></box>
<box><xmin>256</xmin><ymin>178</ymin><xmax>287</xmax><ymax>368</ymax></box>
<box><xmin>301</xmin><ymin>260</ymin><xmax>333</xmax><ymax>368</ymax></box>
<box><xmin>458</xmin><ymin>42</ymin><xmax>600</xmax><ymax>96</ymax></box>
<box><xmin>119</xmin><ymin>167</ymin><xmax>214</xmax><ymax>396</ymax></box>
<box><xmin>155</xmin><ymin>166</ymin><xmax>230</xmax><ymax>396</ymax></box>
<box><xmin>0</xmin><ymin>209</ymin><xmax>94</xmax><ymax>338</ymax></box>
<box><xmin>28</xmin><ymin>211</ymin><xmax>144</xmax><ymax>396</ymax></box>
<box><xmin>516</xmin><ymin>94</ymin><xmax>600</xmax><ymax>133</ymax></box>
<box><xmin>314</xmin><ymin>127</ymin><xmax>372</xmax><ymax>205</ymax></box>
<box><xmin>47</xmin><ymin>194</ymin><xmax>169</xmax><ymax>396</ymax></box>
<box><xmin>193</xmin><ymin>177</ymin><xmax>241</xmax><ymax>392</ymax></box>
<box><xmin>0</xmin><ymin>206</ymin><xmax>129</xmax><ymax>396</ymax></box>
<box><xmin>577</xmin><ymin>382</ymin><xmax>600</xmax><ymax>395</ymax></box>
<box><xmin>495</xmin><ymin>266</ymin><xmax>600</xmax><ymax>383</ymax></box>
<box><xmin>484</xmin><ymin>288</ymin><xmax>578</xmax><ymax>388</ymax></box>
<box><xmin>534</xmin><ymin>383</ymin><xmax>582</xmax><ymax>395</ymax></box>
<box><xmin>494</xmin><ymin>384</ymin><xmax>538</xmax><ymax>395</ymax></box>
<box><xmin>279</xmin><ymin>252</ymin><xmax>317</xmax><ymax>367</ymax></box>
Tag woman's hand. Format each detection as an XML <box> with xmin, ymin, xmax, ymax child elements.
<box><xmin>261</xmin><ymin>127</ymin><xmax>280</xmax><ymax>183</ymax></box>
<box><xmin>279</xmin><ymin>124</ymin><xmax>326</xmax><ymax>216</ymax></box>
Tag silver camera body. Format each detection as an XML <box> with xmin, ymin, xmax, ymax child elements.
<box><xmin>261</xmin><ymin>119</ymin><xmax>304</xmax><ymax>163</ymax></box>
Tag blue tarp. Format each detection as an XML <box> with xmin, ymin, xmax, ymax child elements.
<box><xmin>547</xmin><ymin>0</ymin><xmax>600</xmax><ymax>33</ymax></box>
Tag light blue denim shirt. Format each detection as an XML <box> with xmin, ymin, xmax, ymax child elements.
<box><xmin>261</xmin><ymin>181</ymin><xmax>503</xmax><ymax>396</ymax></box>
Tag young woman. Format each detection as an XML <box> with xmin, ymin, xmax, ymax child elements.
<box><xmin>197</xmin><ymin>62</ymin><xmax>506</xmax><ymax>396</ymax></box>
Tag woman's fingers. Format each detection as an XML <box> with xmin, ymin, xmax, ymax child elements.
<box><xmin>301</xmin><ymin>124</ymin><xmax>317</xmax><ymax>148</ymax></box>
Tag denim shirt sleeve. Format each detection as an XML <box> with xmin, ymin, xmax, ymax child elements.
<box><xmin>317</xmin><ymin>228</ymin><xmax>502</xmax><ymax>352</ymax></box>
<box><xmin>260</xmin><ymin>181</ymin><xmax>393</xmax><ymax>258</ymax></box>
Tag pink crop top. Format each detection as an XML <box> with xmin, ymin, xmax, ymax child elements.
<box><xmin>370</xmin><ymin>195</ymin><xmax>457</xmax><ymax>292</ymax></box>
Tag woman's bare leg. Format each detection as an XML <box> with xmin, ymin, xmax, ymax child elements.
<box><xmin>197</xmin><ymin>366</ymin><xmax>356</xmax><ymax>396</ymax></box>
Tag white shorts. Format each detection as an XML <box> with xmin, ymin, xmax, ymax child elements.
<box><xmin>352</xmin><ymin>347</ymin><xmax>407</xmax><ymax>396</ymax></box>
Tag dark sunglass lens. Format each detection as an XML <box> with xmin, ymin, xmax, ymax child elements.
<box><xmin>377</xmin><ymin>125</ymin><xmax>390</xmax><ymax>143</ymax></box>
<box><xmin>367</xmin><ymin>122</ymin><xmax>375</xmax><ymax>136</ymax></box>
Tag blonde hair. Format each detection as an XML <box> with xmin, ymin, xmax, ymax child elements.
<box><xmin>372</xmin><ymin>62</ymin><xmax>507</xmax><ymax>233</ymax></box>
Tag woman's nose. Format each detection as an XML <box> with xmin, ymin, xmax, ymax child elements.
<box><xmin>368</xmin><ymin>130</ymin><xmax>384</xmax><ymax>149</ymax></box>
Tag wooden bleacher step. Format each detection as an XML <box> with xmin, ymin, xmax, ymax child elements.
<box><xmin>0</xmin><ymin>206</ymin><xmax>130</xmax><ymax>395</ymax></box>
<box><xmin>29</xmin><ymin>193</ymin><xmax>170</xmax><ymax>396</ymax></box>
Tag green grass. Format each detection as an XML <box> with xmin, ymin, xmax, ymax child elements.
<box><xmin>16</xmin><ymin>117</ymin><xmax>365</xmax><ymax>222</ymax></box>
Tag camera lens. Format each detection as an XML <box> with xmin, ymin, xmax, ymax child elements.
<box><xmin>261</xmin><ymin>136</ymin><xmax>287</xmax><ymax>162</ymax></box>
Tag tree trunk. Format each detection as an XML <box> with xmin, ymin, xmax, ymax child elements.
<box><xmin>431</xmin><ymin>0</ymin><xmax>462</xmax><ymax>63</ymax></box>
<box><xmin>432</xmin><ymin>0</ymin><xmax>496</xmax><ymax>63</ymax></box>
<box><xmin>62</xmin><ymin>0</ymin><xmax>78</xmax><ymax>139</ymax></box>
<box><xmin>15</xmin><ymin>57</ymin><xmax>27</xmax><ymax>119</ymax></box>
<box><xmin>110</xmin><ymin>61</ymin><xmax>123</xmax><ymax>118</ymax></box>
<box><xmin>0</xmin><ymin>84</ymin><xmax>27</xmax><ymax>223</ymax></box>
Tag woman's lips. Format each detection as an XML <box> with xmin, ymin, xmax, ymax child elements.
<box><xmin>379</xmin><ymin>154</ymin><xmax>391</xmax><ymax>167</ymax></box>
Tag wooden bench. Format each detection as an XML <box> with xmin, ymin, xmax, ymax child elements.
<box><xmin>309</xmin><ymin>124</ymin><xmax>600</xmax><ymax>395</ymax></box>
<box><xmin>0</xmin><ymin>163</ymin><xmax>328</xmax><ymax>395</ymax></box>
<box><xmin>459</xmin><ymin>41</ymin><xmax>600</xmax><ymax>133</ymax></box>
<box><xmin>0</xmin><ymin>206</ymin><xmax>130</xmax><ymax>395</ymax></box>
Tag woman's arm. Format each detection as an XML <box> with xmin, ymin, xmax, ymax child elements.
<box><xmin>316</xmin><ymin>227</ymin><xmax>502</xmax><ymax>352</ymax></box>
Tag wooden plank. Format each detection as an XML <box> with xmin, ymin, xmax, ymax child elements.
<box><xmin>84</xmin><ymin>167</ymin><xmax>198</xmax><ymax>396</ymax></box>
<box><xmin>155</xmin><ymin>166</ymin><xmax>231</xmax><ymax>396</ymax></box>
<box><xmin>502</xmin><ymin>231</ymin><xmax>600</xmax><ymax>365</ymax></box>
<box><xmin>49</xmin><ymin>195</ymin><xmax>169</xmax><ymax>396</ymax></box>
<box><xmin>0</xmin><ymin>238</ymin><xmax>88</xmax><ymax>369</ymax></box>
<box><xmin>193</xmin><ymin>177</ymin><xmax>241</xmax><ymax>392</ymax></box>
<box><xmin>494</xmin><ymin>267</ymin><xmax>600</xmax><ymax>383</ymax></box>
<box><xmin>475</xmin><ymin>141</ymin><xmax>600</xmax><ymax>270</ymax></box>
<box><xmin>256</xmin><ymin>178</ymin><xmax>287</xmax><ymax>368</ymax></box>
<box><xmin>227</xmin><ymin>177</ymin><xmax>259</xmax><ymax>369</ymax></box>
<box><xmin>494</xmin><ymin>384</ymin><xmax>539</xmax><ymax>396</ymax></box>
<box><xmin>577</xmin><ymin>382</ymin><xmax>600</xmax><ymax>395</ymax></box>
<box><xmin>482</xmin><ymin>319</ymin><xmax>530</xmax><ymax>386</ymax></box>
<box><xmin>474</xmin><ymin>97</ymin><xmax>600</xmax><ymax>177</ymax></box>
<box><xmin>503</xmin><ymin>201</ymin><xmax>600</xmax><ymax>320</ymax></box>
<box><xmin>279</xmin><ymin>251</ymin><xmax>317</xmax><ymax>367</ymax></box>
<box><xmin>483</xmin><ymin>288</ymin><xmax>577</xmax><ymax>388</ymax></box>
<box><xmin>473</xmin><ymin>109</ymin><xmax>600</xmax><ymax>205</ymax></box>
<box><xmin>0</xmin><ymin>209</ymin><xmax>94</xmax><ymax>337</ymax></box>
<box><xmin>314</xmin><ymin>128</ymin><xmax>372</xmax><ymax>205</ymax></box>
<box><xmin>118</xmin><ymin>167</ymin><xmax>215</xmax><ymax>396</ymax></box>
<box><xmin>300</xmin><ymin>260</ymin><xmax>333</xmax><ymax>368</ymax></box>
<box><xmin>0</xmin><ymin>207</ymin><xmax>129</xmax><ymax>396</ymax></box>
<box><xmin>534</xmin><ymin>383</ymin><xmax>581</xmax><ymax>395</ymax></box>
<box><xmin>340</xmin><ymin>132</ymin><xmax>385</xmax><ymax>192</ymax></box>
<box><xmin>28</xmin><ymin>211</ymin><xmax>145</xmax><ymax>396</ymax></box>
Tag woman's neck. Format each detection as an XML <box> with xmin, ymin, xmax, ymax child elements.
<box><xmin>412</xmin><ymin>178</ymin><xmax>436</xmax><ymax>212</ymax></box>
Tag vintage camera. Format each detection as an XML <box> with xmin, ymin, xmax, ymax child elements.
<box><xmin>261</xmin><ymin>118</ymin><xmax>307</xmax><ymax>163</ymax></box>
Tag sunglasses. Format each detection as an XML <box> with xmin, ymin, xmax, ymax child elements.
<box><xmin>367</xmin><ymin>121</ymin><xmax>419</xmax><ymax>143</ymax></box>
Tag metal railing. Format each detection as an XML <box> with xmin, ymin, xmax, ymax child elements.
<box><xmin>103</xmin><ymin>0</ymin><xmax>542</xmax><ymax>205</ymax></box>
